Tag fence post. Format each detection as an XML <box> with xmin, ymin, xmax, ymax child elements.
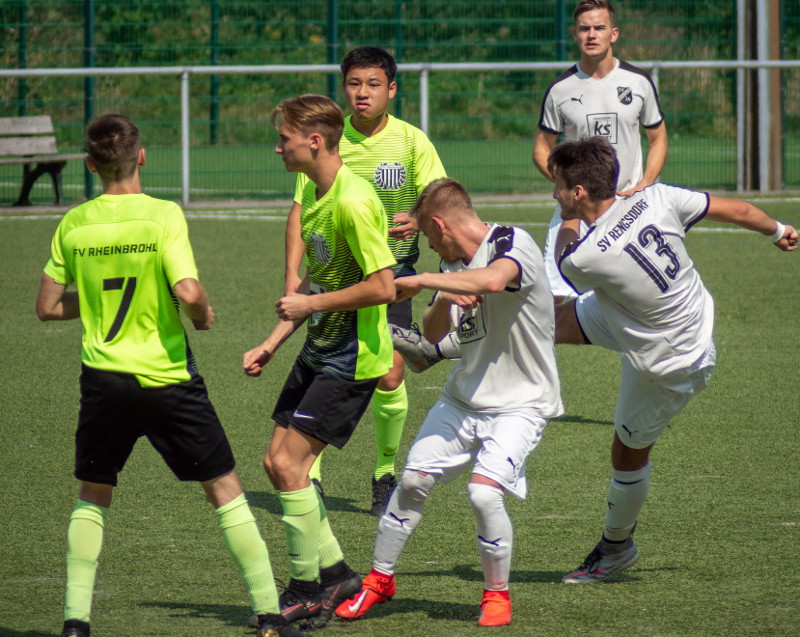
<box><xmin>83</xmin><ymin>0</ymin><xmax>95</xmax><ymax>200</ymax></box>
<box><xmin>181</xmin><ymin>71</ymin><xmax>191</xmax><ymax>208</ymax></box>
<box><xmin>420</xmin><ymin>66</ymin><xmax>430</xmax><ymax>135</ymax></box>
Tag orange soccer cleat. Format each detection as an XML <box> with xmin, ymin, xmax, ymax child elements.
<box><xmin>477</xmin><ymin>589</ymin><xmax>512</xmax><ymax>627</ymax></box>
<box><xmin>334</xmin><ymin>569</ymin><xmax>396</xmax><ymax>620</ymax></box>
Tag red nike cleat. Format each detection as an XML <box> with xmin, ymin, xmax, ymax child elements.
<box><xmin>334</xmin><ymin>569</ymin><xmax>395</xmax><ymax>620</ymax></box>
<box><xmin>477</xmin><ymin>589</ymin><xmax>512</xmax><ymax>627</ymax></box>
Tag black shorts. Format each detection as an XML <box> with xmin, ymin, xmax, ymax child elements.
<box><xmin>272</xmin><ymin>359</ymin><xmax>380</xmax><ymax>449</ymax></box>
<box><xmin>387</xmin><ymin>295</ymin><xmax>412</xmax><ymax>329</ymax></box>
<box><xmin>75</xmin><ymin>365</ymin><xmax>236</xmax><ymax>486</ymax></box>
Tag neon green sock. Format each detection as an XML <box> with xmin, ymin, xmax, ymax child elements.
<box><xmin>64</xmin><ymin>499</ymin><xmax>107</xmax><ymax>623</ymax></box>
<box><xmin>309</xmin><ymin>452</ymin><xmax>323</xmax><ymax>483</ymax></box>
<box><xmin>315</xmin><ymin>488</ymin><xmax>344</xmax><ymax>570</ymax></box>
<box><xmin>371</xmin><ymin>382</ymin><xmax>408</xmax><ymax>480</ymax></box>
<box><xmin>277</xmin><ymin>485</ymin><xmax>320</xmax><ymax>581</ymax></box>
<box><xmin>216</xmin><ymin>493</ymin><xmax>279</xmax><ymax>615</ymax></box>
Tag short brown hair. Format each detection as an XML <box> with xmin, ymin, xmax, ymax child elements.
<box><xmin>271</xmin><ymin>94</ymin><xmax>344</xmax><ymax>150</ymax></box>
<box><xmin>409</xmin><ymin>178</ymin><xmax>475</xmax><ymax>226</ymax></box>
<box><xmin>86</xmin><ymin>114</ymin><xmax>140</xmax><ymax>182</ymax></box>
<box><xmin>548</xmin><ymin>137</ymin><xmax>619</xmax><ymax>201</ymax></box>
<box><xmin>573</xmin><ymin>0</ymin><xmax>616</xmax><ymax>27</ymax></box>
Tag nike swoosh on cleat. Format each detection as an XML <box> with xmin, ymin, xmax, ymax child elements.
<box><xmin>347</xmin><ymin>590</ymin><xmax>369</xmax><ymax>614</ymax></box>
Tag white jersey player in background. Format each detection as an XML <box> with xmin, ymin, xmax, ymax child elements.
<box><xmin>334</xmin><ymin>178</ymin><xmax>563</xmax><ymax>627</ymax></box>
<box><xmin>550</xmin><ymin>136</ymin><xmax>796</xmax><ymax>583</ymax></box>
<box><xmin>533</xmin><ymin>0</ymin><xmax>668</xmax><ymax>300</ymax></box>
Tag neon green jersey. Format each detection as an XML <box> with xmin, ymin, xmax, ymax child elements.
<box><xmin>298</xmin><ymin>165</ymin><xmax>396</xmax><ymax>380</ymax></box>
<box><xmin>43</xmin><ymin>193</ymin><xmax>200</xmax><ymax>387</ymax></box>
<box><xmin>296</xmin><ymin>114</ymin><xmax>446</xmax><ymax>277</ymax></box>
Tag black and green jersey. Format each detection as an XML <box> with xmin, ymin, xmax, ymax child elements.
<box><xmin>296</xmin><ymin>114</ymin><xmax>446</xmax><ymax>277</ymax></box>
<box><xmin>44</xmin><ymin>193</ymin><xmax>199</xmax><ymax>387</ymax></box>
<box><xmin>297</xmin><ymin>165</ymin><xmax>396</xmax><ymax>380</ymax></box>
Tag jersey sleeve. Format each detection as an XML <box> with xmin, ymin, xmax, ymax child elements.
<box><xmin>412</xmin><ymin>130</ymin><xmax>447</xmax><ymax>194</ymax></box>
<box><xmin>653</xmin><ymin>183</ymin><xmax>709</xmax><ymax>230</ymax></box>
<box><xmin>293</xmin><ymin>173</ymin><xmax>310</xmax><ymax>204</ymax></box>
<box><xmin>160</xmin><ymin>204</ymin><xmax>199</xmax><ymax>286</ymax></box>
<box><xmin>538</xmin><ymin>87</ymin><xmax>562</xmax><ymax>135</ymax></box>
<box><xmin>333</xmin><ymin>193</ymin><xmax>396</xmax><ymax>276</ymax></box>
<box><xmin>43</xmin><ymin>218</ymin><xmax>74</xmax><ymax>285</ymax></box>
<box><xmin>639</xmin><ymin>72</ymin><xmax>665</xmax><ymax>129</ymax></box>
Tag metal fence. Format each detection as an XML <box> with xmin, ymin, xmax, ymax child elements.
<box><xmin>0</xmin><ymin>0</ymin><xmax>798</xmax><ymax>203</ymax></box>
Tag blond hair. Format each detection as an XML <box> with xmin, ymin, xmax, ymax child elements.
<box><xmin>271</xmin><ymin>94</ymin><xmax>344</xmax><ymax>149</ymax></box>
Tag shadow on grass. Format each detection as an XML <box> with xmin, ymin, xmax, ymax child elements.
<box><xmin>246</xmin><ymin>490</ymin><xmax>369</xmax><ymax>515</ymax></box>
<box><xmin>552</xmin><ymin>414</ymin><xmax>614</xmax><ymax>426</ymax></box>
<box><xmin>139</xmin><ymin>600</ymin><xmax>249</xmax><ymax>627</ymax></box>
<box><xmin>0</xmin><ymin>630</ymin><xmax>51</xmax><ymax>637</ymax></box>
<box><xmin>450</xmin><ymin>563</ymin><xmax>663</xmax><ymax>584</ymax></box>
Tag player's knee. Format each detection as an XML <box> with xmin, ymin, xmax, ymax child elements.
<box><xmin>467</xmin><ymin>482</ymin><xmax>504</xmax><ymax>517</ymax></box>
<box><xmin>398</xmin><ymin>470</ymin><xmax>436</xmax><ymax>506</ymax></box>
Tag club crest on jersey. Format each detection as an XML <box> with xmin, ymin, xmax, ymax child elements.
<box><xmin>617</xmin><ymin>86</ymin><xmax>632</xmax><ymax>105</ymax></box>
<box><xmin>374</xmin><ymin>162</ymin><xmax>407</xmax><ymax>190</ymax></box>
<box><xmin>308</xmin><ymin>232</ymin><xmax>331</xmax><ymax>265</ymax></box>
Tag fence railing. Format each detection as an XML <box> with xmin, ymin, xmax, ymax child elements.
<box><xmin>2</xmin><ymin>59</ymin><xmax>797</xmax><ymax>205</ymax></box>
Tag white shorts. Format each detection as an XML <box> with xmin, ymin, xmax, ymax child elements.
<box><xmin>575</xmin><ymin>292</ymin><xmax>716</xmax><ymax>449</ymax></box>
<box><xmin>543</xmin><ymin>204</ymin><xmax>589</xmax><ymax>299</ymax></box>
<box><xmin>404</xmin><ymin>399</ymin><xmax>548</xmax><ymax>499</ymax></box>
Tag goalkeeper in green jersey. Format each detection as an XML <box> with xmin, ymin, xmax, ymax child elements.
<box><xmin>243</xmin><ymin>95</ymin><xmax>396</xmax><ymax>630</ymax></box>
<box><xmin>285</xmin><ymin>46</ymin><xmax>453</xmax><ymax>516</ymax></box>
<box><xmin>37</xmin><ymin>114</ymin><xmax>306</xmax><ymax>637</ymax></box>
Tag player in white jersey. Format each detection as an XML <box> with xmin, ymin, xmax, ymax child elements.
<box><xmin>334</xmin><ymin>178</ymin><xmax>563</xmax><ymax>627</ymax></box>
<box><xmin>533</xmin><ymin>0</ymin><xmax>668</xmax><ymax>300</ymax></box>
<box><xmin>549</xmin><ymin>137</ymin><xmax>796</xmax><ymax>584</ymax></box>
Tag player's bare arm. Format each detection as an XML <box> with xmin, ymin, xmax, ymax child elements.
<box><xmin>420</xmin><ymin>292</ymin><xmax>458</xmax><ymax>345</ymax></box>
<box><xmin>276</xmin><ymin>266</ymin><xmax>395</xmax><ymax>321</ymax></box>
<box><xmin>284</xmin><ymin>200</ymin><xmax>305</xmax><ymax>295</ymax></box>
<box><xmin>173</xmin><ymin>278</ymin><xmax>214</xmax><ymax>330</ymax></box>
<box><xmin>705</xmin><ymin>197</ymin><xmax>798</xmax><ymax>251</ymax></box>
<box><xmin>399</xmin><ymin>258</ymin><xmax>520</xmax><ymax>297</ymax></box>
<box><xmin>618</xmin><ymin>122</ymin><xmax>668</xmax><ymax>197</ymax></box>
<box><xmin>36</xmin><ymin>273</ymin><xmax>80</xmax><ymax>321</ymax></box>
<box><xmin>532</xmin><ymin>130</ymin><xmax>558</xmax><ymax>181</ymax></box>
<box><xmin>242</xmin><ymin>318</ymin><xmax>302</xmax><ymax>377</ymax></box>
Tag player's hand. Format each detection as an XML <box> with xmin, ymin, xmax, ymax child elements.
<box><xmin>243</xmin><ymin>343</ymin><xmax>274</xmax><ymax>377</ymax></box>
<box><xmin>389</xmin><ymin>212</ymin><xmax>418</xmax><ymax>240</ymax></box>
<box><xmin>192</xmin><ymin>305</ymin><xmax>215</xmax><ymax>330</ymax></box>
<box><xmin>395</xmin><ymin>276</ymin><xmax>422</xmax><ymax>301</ymax></box>
<box><xmin>275</xmin><ymin>293</ymin><xmax>313</xmax><ymax>321</ymax></box>
<box><xmin>775</xmin><ymin>224</ymin><xmax>798</xmax><ymax>251</ymax></box>
<box><xmin>448</xmin><ymin>293</ymin><xmax>482</xmax><ymax>311</ymax></box>
<box><xmin>617</xmin><ymin>181</ymin><xmax>647</xmax><ymax>198</ymax></box>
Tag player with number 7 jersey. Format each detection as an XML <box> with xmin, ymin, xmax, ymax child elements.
<box><xmin>558</xmin><ymin>181</ymin><xmax>713</xmax><ymax>379</ymax></box>
<box><xmin>43</xmin><ymin>192</ymin><xmax>202</xmax><ymax>387</ymax></box>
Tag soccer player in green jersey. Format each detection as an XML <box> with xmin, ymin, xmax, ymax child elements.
<box><xmin>37</xmin><ymin>114</ymin><xmax>306</xmax><ymax>637</ymax></box>
<box><xmin>243</xmin><ymin>95</ymin><xmax>396</xmax><ymax>630</ymax></box>
<box><xmin>285</xmin><ymin>46</ymin><xmax>448</xmax><ymax>516</ymax></box>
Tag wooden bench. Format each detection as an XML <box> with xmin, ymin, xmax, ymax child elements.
<box><xmin>0</xmin><ymin>116</ymin><xmax>86</xmax><ymax>206</ymax></box>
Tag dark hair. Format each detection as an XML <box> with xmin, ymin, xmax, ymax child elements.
<box><xmin>85</xmin><ymin>114</ymin><xmax>140</xmax><ymax>182</ymax></box>
<box><xmin>410</xmin><ymin>178</ymin><xmax>474</xmax><ymax>224</ymax></box>
<box><xmin>573</xmin><ymin>0</ymin><xmax>616</xmax><ymax>27</ymax></box>
<box><xmin>548</xmin><ymin>137</ymin><xmax>619</xmax><ymax>201</ymax></box>
<box><xmin>340</xmin><ymin>46</ymin><xmax>397</xmax><ymax>83</ymax></box>
<box><xmin>271</xmin><ymin>94</ymin><xmax>344</xmax><ymax>149</ymax></box>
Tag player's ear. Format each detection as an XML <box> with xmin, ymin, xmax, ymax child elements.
<box><xmin>85</xmin><ymin>156</ymin><xmax>98</xmax><ymax>174</ymax></box>
<box><xmin>610</xmin><ymin>26</ymin><xmax>620</xmax><ymax>43</ymax></box>
<box><xmin>388</xmin><ymin>81</ymin><xmax>398</xmax><ymax>99</ymax></box>
<box><xmin>138</xmin><ymin>147</ymin><xmax>146</xmax><ymax>167</ymax></box>
<box><xmin>308</xmin><ymin>131</ymin><xmax>323</xmax><ymax>150</ymax></box>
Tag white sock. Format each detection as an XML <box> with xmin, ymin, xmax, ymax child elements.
<box><xmin>373</xmin><ymin>470</ymin><xmax>436</xmax><ymax>575</ymax></box>
<box><xmin>468</xmin><ymin>482</ymin><xmax>511</xmax><ymax>591</ymax></box>
<box><xmin>435</xmin><ymin>331</ymin><xmax>461</xmax><ymax>360</ymax></box>
<box><xmin>604</xmin><ymin>462</ymin><xmax>651</xmax><ymax>542</ymax></box>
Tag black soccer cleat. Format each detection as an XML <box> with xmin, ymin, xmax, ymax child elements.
<box><xmin>300</xmin><ymin>565</ymin><xmax>362</xmax><ymax>630</ymax></box>
<box><xmin>257</xmin><ymin>612</ymin><xmax>313</xmax><ymax>637</ymax></box>
<box><xmin>370</xmin><ymin>473</ymin><xmax>397</xmax><ymax>517</ymax></box>
<box><xmin>279</xmin><ymin>578</ymin><xmax>322</xmax><ymax>624</ymax></box>
<box><xmin>61</xmin><ymin>619</ymin><xmax>90</xmax><ymax>637</ymax></box>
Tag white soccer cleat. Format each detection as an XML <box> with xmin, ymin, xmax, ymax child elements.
<box><xmin>562</xmin><ymin>538</ymin><xmax>639</xmax><ymax>584</ymax></box>
<box><xmin>390</xmin><ymin>324</ymin><xmax>444</xmax><ymax>373</ymax></box>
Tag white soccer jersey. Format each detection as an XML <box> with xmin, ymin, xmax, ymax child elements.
<box><xmin>439</xmin><ymin>225</ymin><xmax>563</xmax><ymax>418</ymax></box>
<box><xmin>559</xmin><ymin>183</ymin><xmax>715</xmax><ymax>378</ymax></box>
<box><xmin>538</xmin><ymin>59</ymin><xmax>664</xmax><ymax>192</ymax></box>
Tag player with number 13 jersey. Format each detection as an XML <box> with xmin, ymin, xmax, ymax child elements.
<box><xmin>558</xmin><ymin>183</ymin><xmax>713</xmax><ymax>379</ymax></box>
